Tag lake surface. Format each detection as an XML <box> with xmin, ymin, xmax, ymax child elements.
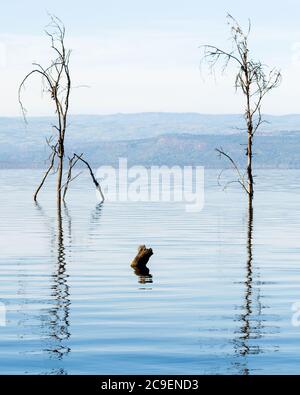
<box><xmin>0</xmin><ymin>169</ymin><xmax>300</xmax><ymax>375</ymax></box>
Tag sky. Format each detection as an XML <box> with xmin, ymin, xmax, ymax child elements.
<box><xmin>1</xmin><ymin>0</ymin><xmax>300</xmax><ymax>116</ymax></box>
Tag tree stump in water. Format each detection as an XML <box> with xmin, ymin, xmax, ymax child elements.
<box><xmin>131</xmin><ymin>245</ymin><xmax>153</xmax><ymax>268</ymax></box>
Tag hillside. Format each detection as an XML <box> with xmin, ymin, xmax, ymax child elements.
<box><xmin>1</xmin><ymin>113</ymin><xmax>300</xmax><ymax>168</ymax></box>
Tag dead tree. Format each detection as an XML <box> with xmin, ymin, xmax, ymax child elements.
<box><xmin>202</xmin><ymin>14</ymin><xmax>281</xmax><ymax>198</ymax></box>
<box><xmin>18</xmin><ymin>16</ymin><xmax>70</xmax><ymax>203</ymax></box>
<box><xmin>19</xmin><ymin>16</ymin><xmax>104</xmax><ymax>204</ymax></box>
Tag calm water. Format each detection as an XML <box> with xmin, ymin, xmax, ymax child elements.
<box><xmin>0</xmin><ymin>169</ymin><xmax>300</xmax><ymax>375</ymax></box>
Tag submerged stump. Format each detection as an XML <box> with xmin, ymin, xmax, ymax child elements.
<box><xmin>131</xmin><ymin>245</ymin><xmax>153</xmax><ymax>284</ymax></box>
<box><xmin>131</xmin><ymin>245</ymin><xmax>153</xmax><ymax>268</ymax></box>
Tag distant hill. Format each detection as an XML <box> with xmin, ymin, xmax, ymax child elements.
<box><xmin>1</xmin><ymin>113</ymin><xmax>300</xmax><ymax>168</ymax></box>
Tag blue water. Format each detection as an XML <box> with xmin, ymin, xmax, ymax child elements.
<box><xmin>0</xmin><ymin>169</ymin><xmax>300</xmax><ymax>374</ymax></box>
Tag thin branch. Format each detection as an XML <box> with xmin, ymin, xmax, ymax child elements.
<box><xmin>62</xmin><ymin>153</ymin><xmax>83</xmax><ymax>201</ymax></box>
<box><xmin>34</xmin><ymin>144</ymin><xmax>57</xmax><ymax>201</ymax></box>
<box><xmin>215</xmin><ymin>148</ymin><xmax>249</xmax><ymax>195</ymax></box>
<box><xmin>18</xmin><ymin>69</ymin><xmax>53</xmax><ymax>122</ymax></box>
<box><xmin>74</xmin><ymin>154</ymin><xmax>105</xmax><ymax>203</ymax></box>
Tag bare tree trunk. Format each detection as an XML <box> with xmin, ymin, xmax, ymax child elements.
<box><xmin>245</xmin><ymin>61</ymin><xmax>254</xmax><ymax>199</ymax></box>
<box><xmin>247</xmin><ymin>132</ymin><xmax>254</xmax><ymax>198</ymax></box>
<box><xmin>57</xmin><ymin>142</ymin><xmax>64</xmax><ymax>204</ymax></box>
<box><xmin>57</xmin><ymin>159</ymin><xmax>63</xmax><ymax>203</ymax></box>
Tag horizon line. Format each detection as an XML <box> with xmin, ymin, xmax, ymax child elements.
<box><xmin>1</xmin><ymin>111</ymin><xmax>300</xmax><ymax>119</ymax></box>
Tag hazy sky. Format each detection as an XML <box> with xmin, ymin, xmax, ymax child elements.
<box><xmin>1</xmin><ymin>0</ymin><xmax>300</xmax><ymax>116</ymax></box>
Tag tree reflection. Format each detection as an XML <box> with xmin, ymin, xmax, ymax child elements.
<box><xmin>46</xmin><ymin>201</ymin><xmax>71</xmax><ymax>361</ymax></box>
<box><xmin>33</xmin><ymin>201</ymin><xmax>106</xmax><ymax>374</ymax></box>
<box><xmin>233</xmin><ymin>197</ymin><xmax>263</xmax><ymax>374</ymax></box>
<box><xmin>90</xmin><ymin>203</ymin><xmax>103</xmax><ymax>226</ymax></box>
<box><xmin>33</xmin><ymin>201</ymin><xmax>71</xmax><ymax>374</ymax></box>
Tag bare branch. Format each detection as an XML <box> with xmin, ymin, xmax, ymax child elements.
<box><xmin>34</xmin><ymin>144</ymin><xmax>57</xmax><ymax>201</ymax></box>
<box><xmin>74</xmin><ymin>154</ymin><xmax>105</xmax><ymax>203</ymax></box>
<box><xmin>62</xmin><ymin>153</ymin><xmax>83</xmax><ymax>201</ymax></box>
<box><xmin>216</xmin><ymin>148</ymin><xmax>249</xmax><ymax>195</ymax></box>
<box><xmin>18</xmin><ymin>69</ymin><xmax>53</xmax><ymax>122</ymax></box>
